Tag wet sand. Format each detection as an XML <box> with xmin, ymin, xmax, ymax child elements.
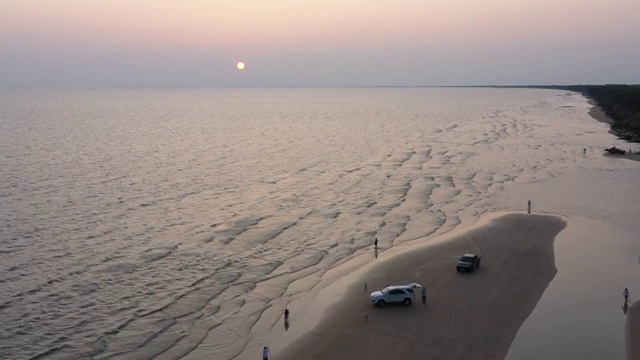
<box><xmin>589</xmin><ymin>101</ymin><xmax>612</xmax><ymax>125</ymax></box>
<box><xmin>627</xmin><ymin>300</ymin><xmax>640</xmax><ymax>360</ymax></box>
<box><xmin>276</xmin><ymin>213</ymin><xmax>567</xmax><ymax>360</ymax></box>
<box><xmin>603</xmin><ymin>152</ymin><xmax>640</xmax><ymax>162</ymax></box>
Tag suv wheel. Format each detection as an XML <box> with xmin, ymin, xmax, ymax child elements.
<box><xmin>377</xmin><ymin>300</ymin><xmax>386</xmax><ymax>307</ymax></box>
<box><xmin>403</xmin><ymin>298</ymin><xmax>412</xmax><ymax>306</ymax></box>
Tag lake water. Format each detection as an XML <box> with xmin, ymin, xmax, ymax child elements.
<box><xmin>1</xmin><ymin>88</ymin><xmax>638</xmax><ymax>360</ymax></box>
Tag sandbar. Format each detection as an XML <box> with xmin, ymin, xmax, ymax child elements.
<box><xmin>277</xmin><ymin>213</ymin><xmax>567</xmax><ymax>360</ymax></box>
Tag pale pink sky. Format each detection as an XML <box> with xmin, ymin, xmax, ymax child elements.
<box><xmin>1</xmin><ymin>0</ymin><xmax>639</xmax><ymax>88</ymax></box>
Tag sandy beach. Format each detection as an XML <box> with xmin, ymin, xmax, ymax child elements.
<box><xmin>276</xmin><ymin>213</ymin><xmax>567</xmax><ymax>360</ymax></box>
<box><xmin>588</xmin><ymin>101</ymin><xmax>640</xmax><ymax>162</ymax></box>
<box><xmin>603</xmin><ymin>152</ymin><xmax>640</xmax><ymax>162</ymax></box>
<box><xmin>627</xmin><ymin>300</ymin><xmax>640</xmax><ymax>360</ymax></box>
<box><xmin>589</xmin><ymin>101</ymin><xmax>612</xmax><ymax>125</ymax></box>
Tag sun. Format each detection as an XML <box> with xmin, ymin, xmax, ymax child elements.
<box><xmin>236</xmin><ymin>62</ymin><xmax>245</xmax><ymax>70</ymax></box>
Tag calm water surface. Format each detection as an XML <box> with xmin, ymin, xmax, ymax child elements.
<box><xmin>1</xmin><ymin>88</ymin><xmax>638</xmax><ymax>359</ymax></box>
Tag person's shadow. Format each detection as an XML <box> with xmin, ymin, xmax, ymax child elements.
<box><xmin>284</xmin><ymin>318</ymin><xmax>290</xmax><ymax>331</ymax></box>
<box><xmin>623</xmin><ymin>301</ymin><xmax>629</xmax><ymax>314</ymax></box>
<box><xmin>374</xmin><ymin>247</ymin><xmax>378</xmax><ymax>259</ymax></box>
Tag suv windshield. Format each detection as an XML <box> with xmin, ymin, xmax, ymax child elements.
<box><xmin>382</xmin><ymin>287</ymin><xmax>410</xmax><ymax>295</ymax></box>
<box><xmin>460</xmin><ymin>256</ymin><xmax>474</xmax><ymax>262</ymax></box>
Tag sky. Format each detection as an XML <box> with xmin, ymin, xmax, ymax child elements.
<box><xmin>1</xmin><ymin>0</ymin><xmax>639</xmax><ymax>88</ymax></box>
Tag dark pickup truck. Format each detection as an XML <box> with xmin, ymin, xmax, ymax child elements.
<box><xmin>456</xmin><ymin>254</ymin><xmax>481</xmax><ymax>272</ymax></box>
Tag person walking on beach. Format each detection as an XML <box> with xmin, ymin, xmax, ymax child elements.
<box><xmin>624</xmin><ymin>288</ymin><xmax>630</xmax><ymax>302</ymax></box>
<box><xmin>284</xmin><ymin>308</ymin><xmax>290</xmax><ymax>322</ymax></box>
<box><xmin>421</xmin><ymin>286</ymin><xmax>427</xmax><ymax>304</ymax></box>
<box><xmin>262</xmin><ymin>346</ymin><xmax>271</xmax><ymax>360</ymax></box>
<box><xmin>374</xmin><ymin>238</ymin><xmax>378</xmax><ymax>249</ymax></box>
<box><xmin>527</xmin><ymin>200</ymin><xmax>531</xmax><ymax>214</ymax></box>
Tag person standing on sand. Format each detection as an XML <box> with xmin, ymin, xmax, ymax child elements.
<box><xmin>374</xmin><ymin>238</ymin><xmax>378</xmax><ymax>249</ymax></box>
<box><xmin>527</xmin><ymin>200</ymin><xmax>531</xmax><ymax>214</ymax></box>
<box><xmin>262</xmin><ymin>346</ymin><xmax>271</xmax><ymax>360</ymax></box>
<box><xmin>421</xmin><ymin>286</ymin><xmax>427</xmax><ymax>304</ymax></box>
<box><xmin>284</xmin><ymin>308</ymin><xmax>290</xmax><ymax>322</ymax></box>
<box><xmin>624</xmin><ymin>288</ymin><xmax>630</xmax><ymax>302</ymax></box>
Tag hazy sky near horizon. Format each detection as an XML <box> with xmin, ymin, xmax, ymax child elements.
<box><xmin>2</xmin><ymin>0</ymin><xmax>639</xmax><ymax>88</ymax></box>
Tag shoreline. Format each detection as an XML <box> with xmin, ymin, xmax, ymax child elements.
<box><xmin>588</xmin><ymin>100</ymin><xmax>640</xmax><ymax>162</ymax></box>
<box><xmin>589</xmin><ymin>100</ymin><xmax>613</xmax><ymax>125</ymax></box>
<box><xmin>490</xmin><ymin>85</ymin><xmax>640</xmax><ymax>144</ymax></box>
<box><xmin>272</xmin><ymin>213</ymin><xmax>567</xmax><ymax>360</ymax></box>
<box><xmin>233</xmin><ymin>213</ymin><xmax>493</xmax><ymax>360</ymax></box>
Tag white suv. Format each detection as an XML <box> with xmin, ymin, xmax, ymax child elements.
<box><xmin>370</xmin><ymin>285</ymin><xmax>416</xmax><ymax>307</ymax></box>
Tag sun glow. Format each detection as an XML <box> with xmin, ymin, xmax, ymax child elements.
<box><xmin>236</xmin><ymin>62</ymin><xmax>245</xmax><ymax>70</ymax></box>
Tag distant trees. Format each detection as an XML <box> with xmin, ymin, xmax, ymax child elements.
<box><xmin>584</xmin><ymin>85</ymin><xmax>640</xmax><ymax>142</ymax></box>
